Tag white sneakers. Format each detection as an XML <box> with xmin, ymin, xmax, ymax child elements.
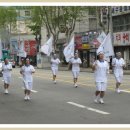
<box><xmin>94</xmin><ymin>98</ymin><xmax>98</xmax><ymax>103</ymax></box>
<box><xmin>94</xmin><ymin>97</ymin><xmax>104</xmax><ymax>104</ymax></box>
<box><xmin>24</xmin><ymin>95</ymin><xmax>28</xmax><ymax>100</ymax></box>
<box><xmin>74</xmin><ymin>83</ymin><xmax>78</xmax><ymax>88</ymax></box>
<box><xmin>116</xmin><ymin>88</ymin><xmax>121</xmax><ymax>93</ymax></box>
<box><xmin>54</xmin><ymin>80</ymin><xmax>57</xmax><ymax>84</ymax></box>
<box><xmin>99</xmin><ymin>98</ymin><xmax>104</xmax><ymax>104</ymax></box>
<box><xmin>24</xmin><ymin>95</ymin><xmax>31</xmax><ymax>101</ymax></box>
<box><xmin>4</xmin><ymin>89</ymin><xmax>9</xmax><ymax>94</ymax></box>
<box><xmin>27</xmin><ymin>96</ymin><xmax>30</xmax><ymax>100</ymax></box>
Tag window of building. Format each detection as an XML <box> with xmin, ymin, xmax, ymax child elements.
<box><xmin>89</xmin><ymin>18</ymin><xmax>97</xmax><ymax>30</ymax></box>
<box><xmin>119</xmin><ymin>6</ymin><xmax>122</xmax><ymax>12</ymax></box>
<box><xmin>113</xmin><ymin>13</ymin><xmax>130</xmax><ymax>32</ymax></box>
<box><xmin>124</xmin><ymin>6</ymin><xmax>128</xmax><ymax>11</ymax></box>
<box><xmin>25</xmin><ymin>10</ymin><xmax>30</xmax><ymax>16</ymax></box>
<box><xmin>88</xmin><ymin>8</ymin><xmax>96</xmax><ymax>15</ymax></box>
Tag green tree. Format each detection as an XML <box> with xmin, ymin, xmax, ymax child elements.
<box><xmin>0</xmin><ymin>7</ymin><xmax>17</xmax><ymax>32</ymax></box>
<box><xmin>0</xmin><ymin>7</ymin><xmax>17</xmax><ymax>48</ymax></box>
<box><xmin>30</xmin><ymin>6</ymin><xmax>90</xmax><ymax>51</ymax></box>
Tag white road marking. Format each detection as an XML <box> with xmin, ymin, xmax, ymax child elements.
<box><xmin>31</xmin><ymin>89</ymin><xmax>38</xmax><ymax>93</ymax></box>
<box><xmin>2</xmin><ymin>80</ymin><xmax>4</xmax><ymax>82</ymax></box>
<box><xmin>67</xmin><ymin>102</ymin><xmax>110</xmax><ymax>115</ymax></box>
<box><xmin>67</xmin><ymin>102</ymin><xmax>86</xmax><ymax>108</ymax></box>
<box><xmin>21</xmin><ymin>87</ymin><xmax>38</xmax><ymax>93</ymax></box>
<box><xmin>121</xmin><ymin>90</ymin><xmax>130</xmax><ymax>93</ymax></box>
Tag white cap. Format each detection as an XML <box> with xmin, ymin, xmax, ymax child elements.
<box><xmin>97</xmin><ymin>51</ymin><xmax>104</xmax><ymax>55</ymax></box>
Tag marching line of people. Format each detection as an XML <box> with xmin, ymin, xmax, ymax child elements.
<box><xmin>49</xmin><ymin>51</ymin><xmax>126</xmax><ymax>104</ymax></box>
<box><xmin>1</xmin><ymin>51</ymin><xmax>126</xmax><ymax>104</ymax></box>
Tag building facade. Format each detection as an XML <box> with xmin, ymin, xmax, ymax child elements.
<box><xmin>112</xmin><ymin>6</ymin><xmax>130</xmax><ymax>66</ymax></box>
<box><xmin>10</xmin><ymin>7</ymin><xmax>37</xmax><ymax>65</ymax></box>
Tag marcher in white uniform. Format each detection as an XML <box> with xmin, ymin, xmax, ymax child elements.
<box><xmin>51</xmin><ymin>54</ymin><xmax>60</xmax><ymax>84</ymax></box>
<box><xmin>70</xmin><ymin>53</ymin><xmax>82</xmax><ymax>88</ymax></box>
<box><xmin>112</xmin><ymin>52</ymin><xmax>125</xmax><ymax>93</ymax></box>
<box><xmin>2</xmin><ymin>58</ymin><xmax>12</xmax><ymax>94</ymax></box>
<box><xmin>20</xmin><ymin>58</ymin><xmax>35</xmax><ymax>101</ymax></box>
<box><xmin>92</xmin><ymin>52</ymin><xmax>109</xmax><ymax>104</ymax></box>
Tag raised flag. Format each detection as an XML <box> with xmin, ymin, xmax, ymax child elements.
<box><xmin>41</xmin><ymin>36</ymin><xmax>53</xmax><ymax>56</ymax></box>
<box><xmin>97</xmin><ymin>33</ymin><xmax>114</xmax><ymax>60</ymax></box>
<box><xmin>63</xmin><ymin>36</ymin><xmax>74</xmax><ymax>62</ymax></box>
<box><xmin>97</xmin><ymin>31</ymin><xmax>107</xmax><ymax>44</ymax></box>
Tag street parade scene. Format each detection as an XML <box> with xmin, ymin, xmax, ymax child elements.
<box><xmin>0</xmin><ymin>5</ymin><xmax>130</xmax><ymax>124</ymax></box>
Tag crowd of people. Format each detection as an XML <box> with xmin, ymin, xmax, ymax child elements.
<box><xmin>1</xmin><ymin>51</ymin><xmax>126</xmax><ymax>104</ymax></box>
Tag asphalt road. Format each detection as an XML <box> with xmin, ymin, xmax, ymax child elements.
<box><xmin>0</xmin><ymin>68</ymin><xmax>130</xmax><ymax>124</ymax></box>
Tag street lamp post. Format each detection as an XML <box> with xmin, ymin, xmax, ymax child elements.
<box><xmin>109</xmin><ymin>6</ymin><xmax>114</xmax><ymax>46</ymax></box>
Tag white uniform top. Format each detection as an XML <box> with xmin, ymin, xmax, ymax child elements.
<box><xmin>51</xmin><ymin>58</ymin><xmax>60</xmax><ymax>69</ymax></box>
<box><xmin>93</xmin><ymin>60</ymin><xmax>109</xmax><ymax>83</ymax></box>
<box><xmin>112</xmin><ymin>58</ymin><xmax>125</xmax><ymax>76</ymax></box>
<box><xmin>21</xmin><ymin>65</ymin><xmax>35</xmax><ymax>82</ymax></box>
<box><xmin>71</xmin><ymin>58</ymin><xmax>82</xmax><ymax>71</ymax></box>
<box><xmin>2</xmin><ymin>63</ymin><xmax>12</xmax><ymax>77</ymax></box>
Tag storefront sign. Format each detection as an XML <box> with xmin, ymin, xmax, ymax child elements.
<box><xmin>82</xmin><ymin>44</ymin><xmax>90</xmax><ymax>49</ymax></box>
<box><xmin>114</xmin><ymin>31</ymin><xmax>130</xmax><ymax>46</ymax></box>
<box><xmin>75</xmin><ymin>35</ymin><xmax>82</xmax><ymax>49</ymax></box>
<box><xmin>75</xmin><ymin>35</ymin><xmax>90</xmax><ymax>50</ymax></box>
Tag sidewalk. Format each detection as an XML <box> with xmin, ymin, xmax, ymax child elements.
<box><xmin>37</xmin><ymin>66</ymin><xmax>130</xmax><ymax>75</ymax></box>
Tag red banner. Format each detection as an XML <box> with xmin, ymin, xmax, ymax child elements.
<box><xmin>24</xmin><ymin>40</ymin><xmax>37</xmax><ymax>56</ymax></box>
<box><xmin>75</xmin><ymin>35</ymin><xmax>82</xmax><ymax>49</ymax></box>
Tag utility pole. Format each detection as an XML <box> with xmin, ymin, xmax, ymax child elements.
<box><xmin>109</xmin><ymin>6</ymin><xmax>114</xmax><ymax>46</ymax></box>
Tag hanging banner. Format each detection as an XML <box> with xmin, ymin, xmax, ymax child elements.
<box><xmin>24</xmin><ymin>40</ymin><xmax>37</xmax><ymax>56</ymax></box>
<box><xmin>114</xmin><ymin>31</ymin><xmax>130</xmax><ymax>46</ymax></box>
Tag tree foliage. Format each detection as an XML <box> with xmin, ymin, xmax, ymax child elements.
<box><xmin>0</xmin><ymin>7</ymin><xmax>17</xmax><ymax>29</ymax></box>
<box><xmin>30</xmin><ymin>6</ymin><xmax>90</xmax><ymax>51</ymax></box>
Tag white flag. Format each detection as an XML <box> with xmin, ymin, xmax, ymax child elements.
<box><xmin>41</xmin><ymin>36</ymin><xmax>53</xmax><ymax>56</ymax></box>
<box><xmin>63</xmin><ymin>36</ymin><xmax>74</xmax><ymax>62</ymax></box>
<box><xmin>0</xmin><ymin>39</ymin><xmax>2</xmax><ymax>60</ymax></box>
<box><xmin>97</xmin><ymin>33</ymin><xmax>114</xmax><ymax>59</ymax></box>
<box><xmin>97</xmin><ymin>31</ymin><xmax>107</xmax><ymax>44</ymax></box>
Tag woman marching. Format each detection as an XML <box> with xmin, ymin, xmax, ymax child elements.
<box><xmin>92</xmin><ymin>52</ymin><xmax>109</xmax><ymax>104</ymax></box>
<box><xmin>20</xmin><ymin>58</ymin><xmax>35</xmax><ymax>101</ymax></box>
<box><xmin>51</xmin><ymin>54</ymin><xmax>60</xmax><ymax>84</ymax></box>
<box><xmin>2</xmin><ymin>58</ymin><xmax>12</xmax><ymax>94</ymax></box>
<box><xmin>70</xmin><ymin>52</ymin><xmax>82</xmax><ymax>88</ymax></box>
<box><xmin>112</xmin><ymin>52</ymin><xmax>125</xmax><ymax>93</ymax></box>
